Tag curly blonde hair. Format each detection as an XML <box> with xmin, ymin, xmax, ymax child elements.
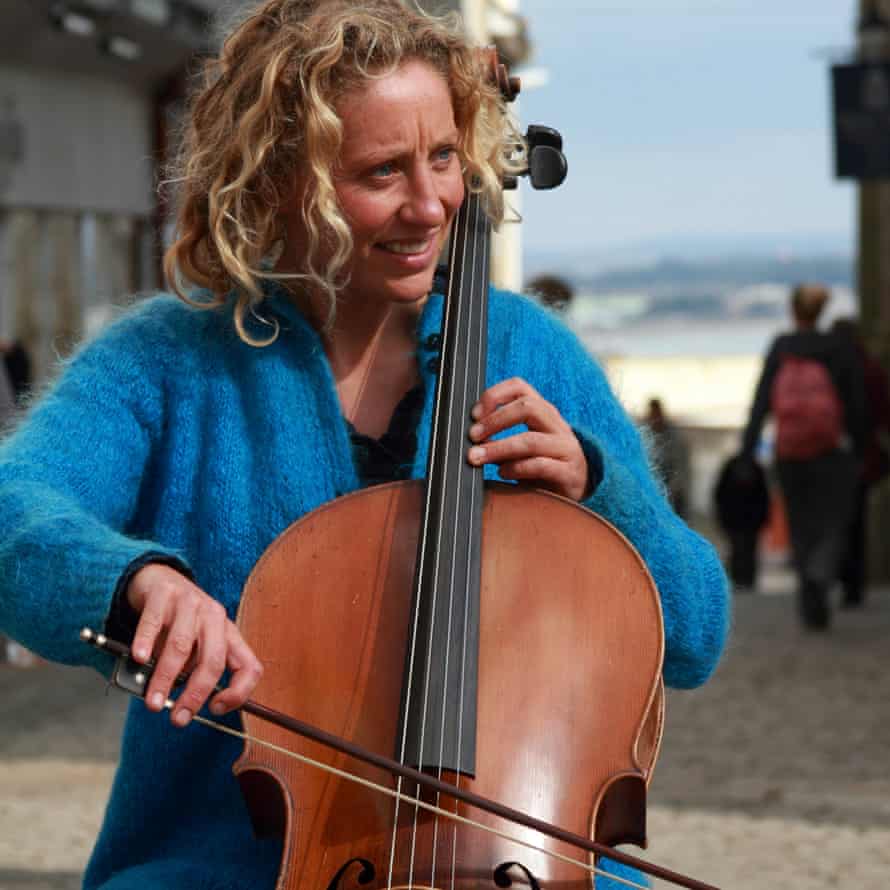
<box><xmin>163</xmin><ymin>0</ymin><xmax>524</xmax><ymax>344</ymax></box>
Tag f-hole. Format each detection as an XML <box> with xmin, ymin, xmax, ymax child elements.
<box><xmin>326</xmin><ymin>857</ymin><xmax>376</xmax><ymax>890</ymax></box>
<box><xmin>493</xmin><ymin>861</ymin><xmax>541</xmax><ymax>890</ymax></box>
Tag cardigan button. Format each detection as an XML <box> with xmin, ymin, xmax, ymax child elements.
<box><xmin>425</xmin><ymin>356</ymin><xmax>439</xmax><ymax>372</ymax></box>
<box><xmin>423</xmin><ymin>333</ymin><xmax>442</xmax><ymax>351</ymax></box>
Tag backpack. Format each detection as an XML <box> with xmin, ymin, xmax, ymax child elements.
<box><xmin>771</xmin><ymin>354</ymin><xmax>844</xmax><ymax>460</ymax></box>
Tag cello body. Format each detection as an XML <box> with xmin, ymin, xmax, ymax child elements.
<box><xmin>234</xmin><ymin>480</ymin><xmax>665</xmax><ymax>890</ymax></box>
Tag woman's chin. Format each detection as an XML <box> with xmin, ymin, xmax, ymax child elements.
<box><xmin>383</xmin><ymin>271</ymin><xmax>439</xmax><ymax>304</ymax></box>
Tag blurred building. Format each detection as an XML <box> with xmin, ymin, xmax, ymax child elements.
<box><xmin>0</xmin><ymin>0</ymin><xmax>216</xmax><ymax>378</ymax></box>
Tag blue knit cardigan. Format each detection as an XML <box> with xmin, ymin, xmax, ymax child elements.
<box><xmin>0</xmin><ymin>285</ymin><xmax>729</xmax><ymax>890</ymax></box>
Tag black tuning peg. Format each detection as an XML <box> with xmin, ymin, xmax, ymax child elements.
<box><xmin>520</xmin><ymin>124</ymin><xmax>568</xmax><ymax>190</ymax></box>
<box><xmin>527</xmin><ymin>144</ymin><xmax>567</xmax><ymax>190</ymax></box>
<box><xmin>526</xmin><ymin>125</ymin><xmax>562</xmax><ymax>152</ymax></box>
<box><xmin>500</xmin><ymin>125</ymin><xmax>568</xmax><ymax>190</ymax></box>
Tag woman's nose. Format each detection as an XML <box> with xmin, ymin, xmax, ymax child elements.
<box><xmin>401</xmin><ymin>169</ymin><xmax>447</xmax><ymax>227</ymax></box>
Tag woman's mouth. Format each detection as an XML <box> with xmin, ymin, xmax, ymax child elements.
<box><xmin>377</xmin><ymin>239</ymin><xmax>433</xmax><ymax>255</ymax></box>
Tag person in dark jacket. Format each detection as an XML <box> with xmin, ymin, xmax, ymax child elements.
<box><xmin>643</xmin><ymin>397</ymin><xmax>691</xmax><ymax>519</ymax></box>
<box><xmin>831</xmin><ymin>317</ymin><xmax>890</xmax><ymax>607</ymax></box>
<box><xmin>0</xmin><ymin>338</ymin><xmax>32</xmax><ymax>404</ymax></box>
<box><xmin>742</xmin><ymin>284</ymin><xmax>865</xmax><ymax>629</ymax></box>
<box><xmin>526</xmin><ymin>274</ymin><xmax>574</xmax><ymax>314</ymax></box>
<box><xmin>713</xmin><ymin>453</ymin><xmax>770</xmax><ymax>592</ymax></box>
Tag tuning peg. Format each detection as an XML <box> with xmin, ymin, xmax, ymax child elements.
<box><xmin>517</xmin><ymin>124</ymin><xmax>568</xmax><ymax>190</ymax></box>
<box><xmin>525</xmin><ymin>125</ymin><xmax>562</xmax><ymax>152</ymax></box>
<box><xmin>527</xmin><ymin>145</ymin><xmax>567</xmax><ymax>190</ymax></box>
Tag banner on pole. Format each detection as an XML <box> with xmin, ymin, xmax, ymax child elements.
<box><xmin>832</xmin><ymin>62</ymin><xmax>890</xmax><ymax>180</ymax></box>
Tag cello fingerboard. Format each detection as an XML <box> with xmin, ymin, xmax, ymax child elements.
<box><xmin>398</xmin><ymin>193</ymin><xmax>489</xmax><ymax>777</ymax></box>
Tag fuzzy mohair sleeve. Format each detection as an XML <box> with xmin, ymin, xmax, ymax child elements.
<box><xmin>0</xmin><ymin>300</ymin><xmax>187</xmax><ymax>673</ymax></box>
<box><xmin>495</xmin><ymin>291</ymin><xmax>730</xmax><ymax>689</ymax></box>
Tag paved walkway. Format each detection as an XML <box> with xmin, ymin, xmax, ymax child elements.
<box><xmin>1</xmin><ymin>568</ymin><xmax>889</xmax><ymax>889</ymax></box>
<box><xmin>641</xmin><ymin>572</ymin><xmax>890</xmax><ymax>888</ymax></box>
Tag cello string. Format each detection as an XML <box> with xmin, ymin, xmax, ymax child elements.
<box><xmin>408</xmin><ymin>194</ymin><xmax>471</xmax><ymax>890</ymax></box>
<box><xmin>184</xmin><ymin>709</ymin><xmax>649</xmax><ymax>890</ymax></box>
<box><xmin>393</xmin><ymin>192</ymin><xmax>474</xmax><ymax>887</ymax></box>
<box><xmin>428</xmin><ymin>190</ymin><xmax>482</xmax><ymax>890</ymax></box>
<box><xmin>416</xmin><ymin>190</ymin><xmax>475</xmax><ymax>890</ymax></box>
<box><xmin>397</xmin><ymin>193</ymin><xmax>470</xmax><ymax>890</ymax></box>
<box><xmin>447</xmin><ymin>191</ymin><xmax>487</xmax><ymax>890</ymax></box>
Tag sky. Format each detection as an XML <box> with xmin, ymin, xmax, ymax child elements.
<box><xmin>515</xmin><ymin>0</ymin><xmax>860</xmax><ymax>258</ymax></box>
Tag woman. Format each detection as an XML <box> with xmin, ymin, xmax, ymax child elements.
<box><xmin>0</xmin><ymin>1</ymin><xmax>729</xmax><ymax>888</ymax></box>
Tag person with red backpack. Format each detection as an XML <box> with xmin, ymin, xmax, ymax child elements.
<box><xmin>742</xmin><ymin>284</ymin><xmax>866</xmax><ymax>629</ymax></box>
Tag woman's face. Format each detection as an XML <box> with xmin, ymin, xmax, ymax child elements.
<box><xmin>291</xmin><ymin>59</ymin><xmax>466</xmax><ymax>311</ymax></box>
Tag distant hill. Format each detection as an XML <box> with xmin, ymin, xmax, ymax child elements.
<box><xmin>578</xmin><ymin>254</ymin><xmax>852</xmax><ymax>294</ymax></box>
<box><xmin>524</xmin><ymin>249</ymin><xmax>856</xmax><ymax>330</ymax></box>
<box><xmin>524</xmin><ymin>230</ymin><xmax>854</xmax><ymax>278</ymax></box>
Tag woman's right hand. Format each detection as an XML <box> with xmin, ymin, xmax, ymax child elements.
<box><xmin>126</xmin><ymin>564</ymin><xmax>264</xmax><ymax>727</ymax></box>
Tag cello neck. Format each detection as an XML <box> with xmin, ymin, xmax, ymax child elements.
<box><xmin>398</xmin><ymin>191</ymin><xmax>490</xmax><ymax>775</ymax></box>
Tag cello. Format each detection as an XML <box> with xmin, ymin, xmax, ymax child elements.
<box><xmin>85</xmin><ymin>53</ymin><xmax>718</xmax><ymax>890</ymax></box>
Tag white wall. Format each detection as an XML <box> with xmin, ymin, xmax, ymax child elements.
<box><xmin>0</xmin><ymin>66</ymin><xmax>154</xmax><ymax>216</ymax></box>
<box><xmin>603</xmin><ymin>354</ymin><xmax>763</xmax><ymax>430</ymax></box>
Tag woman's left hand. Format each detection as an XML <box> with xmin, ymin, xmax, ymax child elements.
<box><xmin>467</xmin><ymin>377</ymin><xmax>589</xmax><ymax>502</ymax></box>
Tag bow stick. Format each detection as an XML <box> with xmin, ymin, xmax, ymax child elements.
<box><xmin>81</xmin><ymin>628</ymin><xmax>720</xmax><ymax>890</ymax></box>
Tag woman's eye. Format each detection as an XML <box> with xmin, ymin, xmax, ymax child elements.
<box><xmin>370</xmin><ymin>162</ymin><xmax>395</xmax><ymax>178</ymax></box>
<box><xmin>434</xmin><ymin>147</ymin><xmax>456</xmax><ymax>164</ymax></box>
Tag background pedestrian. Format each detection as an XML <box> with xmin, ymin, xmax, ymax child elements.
<box><xmin>831</xmin><ymin>317</ymin><xmax>890</xmax><ymax>608</ymax></box>
<box><xmin>713</xmin><ymin>452</ymin><xmax>770</xmax><ymax>593</ymax></box>
<box><xmin>742</xmin><ymin>284</ymin><xmax>865</xmax><ymax>629</ymax></box>
<box><xmin>643</xmin><ymin>396</ymin><xmax>691</xmax><ymax>519</ymax></box>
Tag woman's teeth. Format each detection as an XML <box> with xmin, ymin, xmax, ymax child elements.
<box><xmin>380</xmin><ymin>240</ymin><xmax>429</xmax><ymax>255</ymax></box>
